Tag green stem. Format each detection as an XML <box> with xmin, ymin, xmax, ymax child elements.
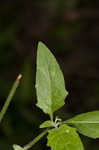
<box><xmin>50</xmin><ymin>112</ymin><xmax>53</xmax><ymax>122</ymax></box>
<box><xmin>23</xmin><ymin>129</ymin><xmax>48</xmax><ymax>150</ymax></box>
<box><xmin>0</xmin><ymin>74</ymin><xmax>22</xmax><ymax>123</ymax></box>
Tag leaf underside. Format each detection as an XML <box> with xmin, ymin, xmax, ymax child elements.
<box><xmin>66</xmin><ymin>111</ymin><xmax>99</xmax><ymax>139</ymax></box>
<box><xmin>47</xmin><ymin>124</ymin><xmax>84</xmax><ymax>150</ymax></box>
<box><xmin>36</xmin><ymin>42</ymin><xmax>68</xmax><ymax>116</ymax></box>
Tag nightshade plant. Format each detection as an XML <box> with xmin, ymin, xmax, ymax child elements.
<box><xmin>0</xmin><ymin>42</ymin><xmax>99</xmax><ymax>150</ymax></box>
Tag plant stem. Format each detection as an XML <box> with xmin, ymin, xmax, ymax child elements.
<box><xmin>50</xmin><ymin>112</ymin><xmax>53</xmax><ymax>122</ymax></box>
<box><xmin>23</xmin><ymin>129</ymin><xmax>48</xmax><ymax>150</ymax></box>
<box><xmin>0</xmin><ymin>74</ymin><xmax>22</xmax><ymax>123</ymax></box>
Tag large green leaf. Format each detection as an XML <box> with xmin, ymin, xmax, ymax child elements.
<box><xmin>65</xmin><ymin>111</ymin><xmax>99</xmax><ymax>139</ymax></box>
<box><xmin>47</xmin><ymin>124</ymin><xmax>84</xmax><ymax>150</ymax></box>
<box><xmin>36</xmin><ymin>42</ymin><xmax>68</xmax><ymax>117</ymax></box>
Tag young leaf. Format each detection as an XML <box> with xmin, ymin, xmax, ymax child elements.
<box><xmin>47</xmin><ymin>124</ymin><xmax>84</xmax><ymax>150</ymax></box>
<box><xmin>36</xmin><ymin>42</ymin><xmax>68</xmax><ymax>118</ymax></box>
<box><xmin>13</xmin><ymin>144</ymin><xmax>24</xmax><ymax>150</ymax></box>
<box><xmin>40</xmin><ymin>120</ymin><xmax>52</xmax><ymax>128</ymax></box>
<box><xmin>65</xmin><ymin>111</ymin><xmax>99</xmax><ymax>139</ymax></box>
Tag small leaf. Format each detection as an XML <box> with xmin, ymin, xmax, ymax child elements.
<box><xmin>47</xmin><ymin>124</ymin><xmax>84</xmax><ymax>150</ymax></box>
<box><xmin>36</xmin><ymin>42</ymin><xmax>68</xmax><ymax>117</ymax></box>
<box><xmin>66</xmin><ymin>111</ymin><xmax>99</xmax><ymax>139</ymax></box>
<box><xmin>40</xmin><ymin>120</ymin><xmax>52</xmax><ymax>128</ymax></box>
<box><xmin>13</xmin><ymin>144</ymin><xmax>24</xmax><ymax>150</ymax></box>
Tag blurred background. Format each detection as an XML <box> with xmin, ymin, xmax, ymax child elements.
<box><xmin>0</xmin><ymin>0</ymin><xmax>99</xmax><ymax>149</ymax></box>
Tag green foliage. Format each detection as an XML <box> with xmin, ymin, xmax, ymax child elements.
<box><xmin>0</xmin><ymin>42</ymin><xmax>99</xmax><ymax>150</ymax></box>
<box><xmin>34</xmin><ymin>42</ymin><xmax>99</xmax><ymax>150</ymax></box>
<box><xmin>65</xmin><ymin>111</ymin><xmax>99</xmax><ymax>139</ymax></box>
<box><xmin>36</xmin><ymin>42</ymin><xmax>68</xmax><ymax>119</ymax></box>
<box><xmin>47</xmin><ymin>124</ymin><xmax>84</xmax><ymax>150</ymax></box>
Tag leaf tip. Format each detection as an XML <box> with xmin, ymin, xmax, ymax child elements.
<box><xmin>38</xmin><ymin>41</ymin><xmax>44</xmax><ymax>48</ymax></box>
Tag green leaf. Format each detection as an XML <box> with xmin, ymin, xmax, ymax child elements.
<box><xmin>65</xmin><ymin>111</ymin><xmax>99</xmax><ymax>139</ymax></box>
<box><xmin>47</xmin><ymin>124</ymin><xmax>84</xmax><ymax>150</ymax></box>
<box><xmin>40</xmin><ymin>120</ymin><xmax>52</xmax><ymax>128</ymax></box>
<box><xmin>36</xmin><ymin>42</ymin><xmax>68</xmax><ymax>117</ymax></box>
<box><xmin>13</xmin><ymin>145</ymin><xmax>24</xmax><ymax>150</ymax></box>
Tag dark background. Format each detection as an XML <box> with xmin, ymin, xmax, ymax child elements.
<box><xmin>0</xmin><ymin>0</ymin><xmax>99</xmax><ymax>149</ymax></box>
